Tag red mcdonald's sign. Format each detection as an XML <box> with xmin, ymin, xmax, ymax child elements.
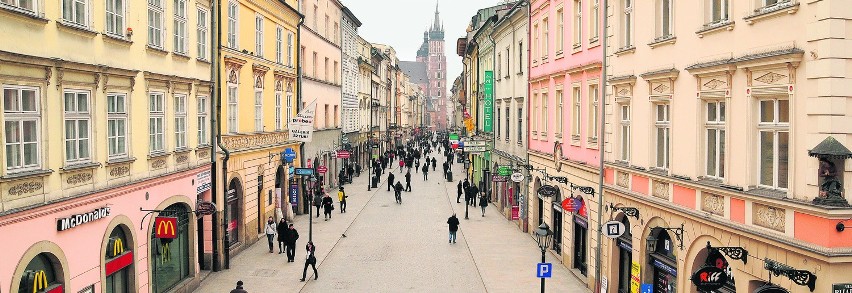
<box><xmin>154</xmin><ymin>217</ymin><xmax>177</xmax><ymax>239</ymax></box>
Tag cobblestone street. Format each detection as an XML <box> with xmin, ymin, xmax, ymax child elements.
<box><xmin>195</xmin><ymin>154</ymin><xmax>590</xmax><ymax>293</ymax></box>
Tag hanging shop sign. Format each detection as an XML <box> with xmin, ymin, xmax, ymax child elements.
<box><xmin>288</xmin><ymin>99</ymin><xmax>317</xmax><ymax>142</ymax></box>
<box><xmin>295</xmin><ymin>168</ymin><xmax>315</xmax><ymax>176</ymax></box>
<box><xmin>835</xmin><ymin>284</ymin><xmax>852</xmax><ymax>293</ymax></box>
<box><xmin>195</xmin><ymin>201</ymin><xmax>217</xmax><ymax>216</ymax></box>
<box><xmin>691</xmin><ymin>266</ymin><xmax>729</xmax><ymax>292</ymax></box>
<box><xmin>511</xmin><ymin>172</ymin><xmax>525</xmax><ymax>182</ymax></box>
<box><xmin>483</xmin><ymin>70</ymin><xmax>494</xmax><ymax>132</ymax></box>
<box><xmin>196</xmin><ymin>170</ymin><xmax>211</xmax><ymax>195</ymax></box>
<box><xmin>630</xmin><ymin>261</ymin><xmax>641</xmax><ymax>293</ymax></box>
<box><xmin>604</xmin><ymin>220</ymin><xmax>627</xmax><ymax>238</ymax></box>
<box><xmin>317</xmin><ymin>166</ymin><xmax>328</xmax><ymax>174</ymax></box>
<box><xmin>289</xmin><ymin>184</ymin><xmax>299</xmax><ymax>207</ymax></box>
<box><xmin>537</xmin><ymin>185</ymin><xmax>559</xmax><ymax>196</ymax></box>
<box><xmin>57</xmin><ymin>207</ymin><xmax>111</xmax><ymax>231</ymax></box>
<box><xmin>574</xmin><ymin>215</ymin><xmax>588</xmax><ymax>229</ymax></box>
<box><xmin>498</xmin><ymin>166</ymin><xmax>512</xmax><ymax>176</ymax></box>
<box><xmin>154</xmin><ymin>217</ymin><xmax>178</xmax><ymax>239</ymax></box>
<box><xmin>492</xmin><ymin>175</ymin><xmax>508</xmax><ymax>182</ymax></box>
<box><xmin>754</xmin><ymin>284</ymin><xmax>790</xmax><ymax>293</ymax></box>
<box><xmin>337</xmin><ymin>150</ymin><xmax>351</xmax><ymax>158</ymax></box>
<box><xmin>283</xmin><ymin>148</ymin><xmax>297</xmax><ymax>163</ymax></box>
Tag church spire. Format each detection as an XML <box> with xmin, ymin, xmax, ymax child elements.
<box><xmin>432</xmin><ymin>1</ymin><xmax>441</xmax><ymax>32</ymax></box>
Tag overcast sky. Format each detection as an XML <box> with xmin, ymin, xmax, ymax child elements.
<box><xmin>342</xmin><ymin>0</ymin><xmax>502</xmax><ymax>91</ymax></box>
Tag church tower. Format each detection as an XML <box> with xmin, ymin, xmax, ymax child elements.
<box><xmin>420</xmin><ymin>1</ymin><xmax>447</xmax><ymax>129</ymax></box>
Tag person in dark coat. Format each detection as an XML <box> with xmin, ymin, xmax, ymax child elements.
<box><xmin>431</xmin><ymin>157</ymin><xmax>437</xmax><ymax>171</ymax></box>
<box><xmin>322</xmin><ymin>193</ymin><xmax>334</xmax><ymax>220</ymax></box>
<box><xmin>443</xmin><ymin>162</ymin><xmax>449</xmax><ymax>179</ymax></box>
<box><xmin>456</xmin><ymin>181</ymin><xmax>463</xmax><ymax>203</ymax></box>
<box><xmin>230</xmin><ymin>281</ymin><xmax>248</xmax><ymax>293</ymax></box>
<box><xmin>470</xmin><ymin>185</ymin><xmax>479</xmax><ymax>207</ymax></box>
<box><xmin>284</xmin><ymin>223</ymin><xmax>299</xmax><ymax>262</ymax></box>
<box><xmin>394</xmin><ymin>181</ymin><xmax>404</xmax><ymax>204</ymax></box>
<box><xmin>447</xmin><ymin>213</ymin><xmax>460</xmax><ymax>244</ymax></box>
<box><xmin>313</xmin><ymin>192</ymin><xmax>323</xmax><ymax>218</ymax></box>
<box><xmin>300</xmin><ymin>242</ymin><xmax>318</xmax><ymax>281</ymax></box>
<box><xmin>479</xmin><ymin>194</ymin><xmax>489</xmax><ymax>217</ymax></box>
<box><xmin>387</xmin><ymin>172</ymin><xmax>395</xmax><ymax>191</ymax></box>
<box><xmin>276</xmin><ymin>218</ymin><xmax>287</xmax><ymax>253</ymax></box>
<box><xmin>422</xmin><ymin>163</ymin><xmax>429</xmax><ymax>180</ymax></box>
<box><xmin>405</xmin><ymin>171</ymin><xmax>412</xmax><ymax>192</ymax></box>
<box><xmin>415</xmin><ymin>159</ymin><xmax>420</xmax><ymax>173</ymax></box>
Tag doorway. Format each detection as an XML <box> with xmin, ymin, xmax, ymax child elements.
<box><xmin>573</xmin><ymin>215</ymin><xmax>588</xmax><ymax>276</ymax></box>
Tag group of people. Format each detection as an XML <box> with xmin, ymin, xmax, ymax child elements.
<box><xmin>310</xmin><ymin>186</ymin><xmax>348</xmax><ymax>220</ymax></box>
<box><xmin>256</xmin><ymin>217</ymin><xmax>319</xmax><ymax>284</ymax></box>
<box><xmin>456</xmin><ymin>178</ymin><xmax>489</xmax><ymax>217</ymax></box>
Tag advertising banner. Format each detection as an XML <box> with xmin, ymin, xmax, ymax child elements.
<box><xmin>288</xmin><ymin>99</ymin><xmax>317</xmax><ymax>142</ymax></box>
<box><xmin>630</xmin><ymin>261</ymin><xmax>641</xmax><ymax>293</ymax></box>
<box><xmin>483</xmin><ymin>71</ymin><xmax>493</xmax><ymax>132</ymax></box>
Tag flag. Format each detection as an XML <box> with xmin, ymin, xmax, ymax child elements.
<box><xmin>289</xmin><ymin>99</ymin><xmax>317</xmax><ymax>142</ymax></box>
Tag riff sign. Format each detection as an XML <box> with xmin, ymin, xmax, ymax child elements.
<box><xmin>690</xmin><ymin>266</ymin><xmax>729</xmax><ymax>291</ymax></box>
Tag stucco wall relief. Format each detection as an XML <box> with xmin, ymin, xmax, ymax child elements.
<box><xmin>64</xmin><ymin>171</ymin><xmax>94</xmax><ymax>188</ymax></box>
<box><xmin>652</xmin><ymin>180</ymin><xmax>669</xmax><ymax>199</ymax></box>
<box><xmin>701</xmin><ymin>193</ymin><xmax>725</xmax><ymax>216</ymax></box>
<box><xmin>109</xmin><ymin>165</ymin><xmax>131</xmax><ymax>178</ymax></box>
<box><xmin>616</xmin><ymin>171</ymin><xmax>630</xmax><ymax>189</ymax></box>
<box><xmin>753</xmin><ymin>203</ymin><xmax>785</xmax><ymax>232</ymax></box>
<box><xmin>5</xmin><ymin>180</ymin><xmax>45</xmax><ymax>199</ymax></box>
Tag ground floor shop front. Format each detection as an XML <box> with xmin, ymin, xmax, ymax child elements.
<box><xmin>0</xmin><ymin>166</ymin><xmax>209</xmax><ymax>293</ymax></box>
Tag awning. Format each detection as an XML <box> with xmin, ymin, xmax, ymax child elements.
<box><xmin>808</xmin><ymin>136</ymin><xmax>852</xmax><ymax>159</ymax></box>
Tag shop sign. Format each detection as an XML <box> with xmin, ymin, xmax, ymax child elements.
<box><xmin>492</xmin><ymin>175</ymin><xmax>508</xmax><ymax>182</ymax></box>
<box><xmin>618</xmin><ymin>239</ymin><xmax>633</xmax><ymax>251</ymax></box>
<box><xmin>498</xmin><ymin>166</ymin><xmax>512</xmax><ymax>176</ymax></box>
<box><xmin>537</xmin><ymin>185</ymin><xmax>558</xmax><ymax>196</ymax></box>
<box><xmin>196</xmin><ymin>201</ymin><xmax>216</xmax><ymax>216</ymax></box>
<box><xmin>317</xmin><ymin>166</ymin><xmax>328</xmax><ymax>174</ymax></box>
<box><xmin>483</xmin><ymin>71</ymin><xmax>493</xmax><ymax>132</ymax></box>
<box><xmin>21</xmin><ymin>270</ymin><xmax>63</xmax><ymax>293</ymax></box>
<box><xmin>336</xmin><ymin>150</ymin><xmax>351</xmax><ymax>158</ymax></box>
<box><xmin>289</xmin><ymin>166</ymin><xmax>294</xmax><ymax>175</ymax></box>
<box><xmin>754</xmin><ymin>284</ymin><xmax>790</xmax><ymax>293</ymax></box>
<box><xmin>574</xmin><ymin>215</ymin><xmax>588</xmax><ymax>229</ymax></box>
<box><xmin>562</xmin><ymin>198</ymin><xmax>576</xmax><ymax>211</ymax></box>
<box><xmin>630</xmin><ymin>261</ymin><xmax>641</xmax><ymax>293</ymax></box>
<box><xmin>449</xmin><ymin>133</ymin><xmax>459</xmax><ymax>140</ymax></box>
<box><xmin>652</xmin><ymin>258</ymin><xmax>678</xmax><ymax>276</ymax></box>
<box><xmin>835</xmin><ymin>284</ymin><xmax>852</xmax><ymax>293</ymax></box>
<box><xmin>57</xmin><ymin>207</ymin><xmax>111</xmax><ymax>231</ymax></box>
<box><xmin>295</xmin><ymin>168</ymin><xmax>314</xmax><ymax>176</ymax></box>
<box><xmin>511</xmin><ymin>172</ymin><xmax>525</xmax><ymax>182</ymax></box>
<box><xmin>640</xmin><ymin>284</ymin><xmax>653</xmax><ymax>293</ymax></box>
<box><xmin>604</xmin><ymin>220</ymin><xmax>627</xmax><ymax>238</ymax></box>
<box><xmin>511</xmin><ymin>206</ymin><xmax>519</xmax><ymax>220</ymax></box>
<box><xmin>154</xmin><ymin>217</ymin><xmax>178</xmax><ymax>239</ymax></box>
<box><xmin>283</xmin><ymin>148</ymin><xmax>297</xmax><ymax>163</ymax></box>
<box><xmin>196</xmin><ymin>170</ymin><xmax>211</xmax><ymax>195</ymax></box>
<box><xmin>690</xmin><ymin>266</ymin><xmax>729</xmax><ymax>291</ymax></box>
<box><xmin>289</xmin><ymin>184</ymin><xmax>299</xmax><ymax>207</ymax></box>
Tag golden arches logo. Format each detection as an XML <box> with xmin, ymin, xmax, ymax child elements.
<box><xmin>31</xmin><ymin>270</ymin><xmax>48</xmax><ymax>293</ymax></box>
<box><xmin>112</xmin><ymin>238</ymin><xmax>124</xmax><ymax>257</ymax></box>
<box><xmin>155</xmin><ymin>217</ymin><xmax>177</xmax><ymax>239</ymax></box>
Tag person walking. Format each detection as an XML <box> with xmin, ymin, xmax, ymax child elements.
<box><xmin>470</xmin><ymin>184</ymin><xmax>479</xmax><ymax>207</ymax></box>
<box><xmin>394</xmin><ymin>181</ymin><xmax>404</xmax><ymax>204</ymax></box>
<box><xmin>276</xmin><ymin>218</ymin><xmax>287</xmax><ymax>253</ymax></box>
<box><xmin>415</xmin><ymin>159</ymin><xmax>420</xmax><ymax>173</ymax></box>
<box><xmin>264</xmin><ymin>217</ymin><xmax>276</xmax><ymax>253</ymax></box>
<box><xmin>337</xmin><ymin>187</ymin><xmax>347</xmax><ymax>213</ymax></box>
<box><xmin>431</xmin><ymin>157</ymin><xmax>437</xmax><ymax>171</ymax></box>
<box><xmin>313</xmin><ymin>192</ymin><xmax>322</xmax><ymax>218</ymax></box>
<box><xmin>443</xmin><ymin>161</ymin><xmax>449</xmax><ymax>179</ymax></box>
<box><xmin>387</xmin><ymin>172</ymin><xmax>395</xmax><ymax>191</ymax></box>
<box><xmin>230</xmin><ymin>281</ymin><xmax>248</xmax><ymax>293</ymax></box>
<box><xmin>422</xmin><ymin>163</ymin><xmax>429</xmax><ymax>180</ymax></box>
<box><xmin>322</xmin><ymin>193</ymin><xmax>334</xmax><ymax>220</ymax></box>
<box><xmin>405</xmin><ymin>171</ymin><xmax>412</xmax><ymax>192</ymax></box>
<box><xmin>456</xmin><ymin>181</ymin><xmax>463</xmax><ymax>203</ymax></box>
<box><xmin>284</xmin><ymin>223</ymin><xmax>299</xmax><ymax>262</ymax></box>
<box><xmin>447</xmin><ymin>213</ymin><xmax>460</xmax><ymax>244</ymax></box>
<box><xmin>300</xmin><ymin>241</ymin><xmax>318</xmax><ymax>281</ymax></box>
<box><xmin>479</xmin><ymin>194</ymin><xmax>489</xmax><ymax>217</ymax></box>
<box><xmin>399</xmin><ymin>159</ymin><xmax>405</xmax><ymax>173</ymax></box>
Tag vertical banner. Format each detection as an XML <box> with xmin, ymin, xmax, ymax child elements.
<box><xmin>289</xmin><ymin>99</ymin><xmax>317</xmax><ymax>142</ymax></box>
<box><xmin>630</xmin><ymin>260</ymin><xmax>641</xmax><ymax>293</ymax></box>
<box><xmin>483</xmin><ymin>71</ymin><xmax>494</xmax><ymax>132</ymax></box>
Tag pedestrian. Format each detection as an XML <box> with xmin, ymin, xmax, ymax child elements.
<box><xmin>285</xmin><ymin>223</ymin><xmax>299</xmax><ymax>262</ymax></box>
<box><xmin>230</xmin><ymin>280</ymin><xmax>248</xmax><ymax>293</ymax></box>
<box><xmin>300</xmin><ymin>241</ymin><xmax>318</xmax><ymax>281</ymax></box>
<box><xmin>447</xmin><ymin>213</ymin><xmax>460</xmax><ymax>244</ymax></box>
<box><xmin>456</xmin><ymin>181</ymin><xmax>463</xmax><ymax>203</ymax></box>
<box><xmin>387</xmin><ymin>172</ymin><xmax>395</xmax><ymax>191</ymax></box>
<box><xmin>276</xmin><ymin>218</ymin><xmax>287</xmax><ymax>253</ymax></box>
<box><xmin>355</xmin><ymin>163</ymin><xmax>362</xmax><ymax>176</ymax></box>
<box><xmin>338</xmin><ymin>170</ymin><xmax>346</xmax><ymax>186</ymax></box>
<box><xmin>322</xmin><ymin>193</ymin><xmax>334</xmax><ymax>220</ymax></box>
<box><xmin>405</xmin><ymin>171</ymin><xmax>412</xmax><ymax>192</ymax></box>
<box><xmin>399</xmin><ymin>158</ymin><xmax>405</xmax><ymax>173</ymax></box>
<box><xmin>394</xmin><ymin>181</ymin><xmax>404</xmax><ymax>204</ymax></box>
<box><xmin>422</xmin><ymin>163</ymin><xmax>429</xmax><ymax>180</ymax></box>
<box><xmin>431</xmin><ymin>157</ymin><xmax>437</xmax><ymax>171</ymax></box>
<box><xmin>479</xmin><ymin>194</ymin><xmax>488</xmax><ymax>217</ymax></box>
<box><xmin>443</xmin><ymin>162</ymin><xmax>449</xmax><ymax>179</ymax></box>
<box><xmin>313</xmin><ymin>192</ymin><xmax>322</xmax><ymax>218</ymax></box>
<box><xmin>264</xmin><ymin>217</ymin><xmax>276</xmax><ymax>253</ymax></box>
<box><xmin>337</xmin><ymin>187</ymin><xmax>347</xmax><ymax>213</ymax></box>
<box><xmin>415</xmin><ymin>159</ymin><xmax>420</xmax><ymax>173</ymax></box>
<box><xmin>470</xmin><ymin>184</ymin><xmax>479</xmax><ymax>207</ymax></box>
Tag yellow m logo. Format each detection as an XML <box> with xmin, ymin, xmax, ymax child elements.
<box><xmin>112</xmin><ymin>238</ymin><xmax>124</xmax><ymax>257</ymax></box>
<box><xmin>155</xmin><ymin>217</ymin><xmax>177</xmax><ymax>239</ymax></box>
<box><xmin>32</xmin><ymin>270</ymin><xmax>48</xmax><ymax>293</ymax></box>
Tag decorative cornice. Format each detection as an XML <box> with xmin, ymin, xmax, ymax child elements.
<box><xmin>639</xmin><ymin>68</ymin><xmax>679</xmax><ymax>81</ymax></box>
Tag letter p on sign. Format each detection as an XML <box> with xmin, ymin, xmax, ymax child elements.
<box><xmin>537</xmin><ymin>263</ymin><xmax>553</xmax><ymax>278</ymax></box>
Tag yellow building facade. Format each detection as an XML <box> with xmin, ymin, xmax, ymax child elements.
<box><xmin>217</xmin><ymin>0</ymin><xmax>303</xmax><ymax>255</ymax></box>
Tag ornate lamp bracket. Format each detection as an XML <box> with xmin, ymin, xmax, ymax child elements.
<box><xmin>763</xmin><ymin>258</ymin><xmax>817</xmax><ymax>292</ymax></box>
<box><xmin>706</xmin><ymin>241</ymin><xmax>748</xmax><ymax>264</ymax></box>
<box><xmin>607</xmin><ymin>203</ymin><xmax>640</xmax><ymax>219</ymax></box>
<box><xmin>654</xmin><ymin>224</ymin><xmax>684</xmax><ymax>250</ymax></box>
<box><xmin>571</xmin><ymin>183</ymin><xmax>596</xmax><ymax>197</ymax></box>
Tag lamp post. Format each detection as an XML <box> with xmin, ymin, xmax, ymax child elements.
<box><xmin>463</xmin><ymin>159</ymin><xmax>471</xmax><ymax>220</ymax></box>
<box><xmin>308</xmin><ymin>175</ymin><xmax>318</xmax><ymax>242</ymax></box>
<box><xmin>535</xmin><ymin>223</ymin><xmax>553</xmax><ymax>293</ymax></box>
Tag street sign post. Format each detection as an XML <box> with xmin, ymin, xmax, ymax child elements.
<box><xmin>295</xmin><ymin>168</ymin><xmax>314</xmax><ymax>176</ymax></box>
<box><xmin>283</xmin><ymin>148</ymin><xmax>297</xmax><ymax>163</ymax></box>
<box><xmin>604</xmin><ymin>220</ymin><xmax>627</xmax><ymax>238</ymax></box>
<box><xmin>536</xmin><ymin>263</ymin><xmax>553</xmax><ymax>278</ymax></box>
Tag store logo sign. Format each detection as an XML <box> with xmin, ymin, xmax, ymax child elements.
<box><xmin>155</xmin><ymin>217</ymin><xmax>178</xmax><ymax>239</ymax></box>
<box><xmin>56</xmin><ymin>207</ymin><xmax>111</xmax><ymax>231</ymax></box>
<box><xmin>22</xmin><ymin>270</ymin><xmax>63</xmax><ymax>293</ymax></box>
<box><xmin>691</xmin><ymin>266</ymin><xmax>729</xmax><ymax>291</ymax></box>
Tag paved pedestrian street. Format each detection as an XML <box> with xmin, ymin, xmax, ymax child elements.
<box><xmin>195</xmin><ymin>155</ymin><xmax>590</xmax><ymax>293</ymax></box>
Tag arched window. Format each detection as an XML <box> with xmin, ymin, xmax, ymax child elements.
<box><xmin>20</xmin><ymin>253</ymin><xmax>64</xmax><ymax>293</ymax></box>
<box><xmin>105</xmin><ymin>226</ymin><xmax>133</xmax><ymax>293</ymax></box>
<box><xmin>150</xmin><ymin>203</ymin><xmax>191</xmax><ymax>293</ymax></box>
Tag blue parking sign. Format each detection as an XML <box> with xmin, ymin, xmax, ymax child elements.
<box><xmin>536</xmin><ymin>263</ymin><xmax>552</xmax><ymax>278</ymax></box>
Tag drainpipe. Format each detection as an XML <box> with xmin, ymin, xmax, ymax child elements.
<box><xmin>209</xmin><ymin>0</ymin><xmax>225</xmax><ymax>272</ymax></box>
<box><xmin>594</xmin><ymin>0</ymin><xmax>610</xmax><ymax>291</ymax></box>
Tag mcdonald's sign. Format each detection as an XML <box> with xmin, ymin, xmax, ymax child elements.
<box><xmin>154</xmin><ymin>217</ymin><xmax>177</xmax><ymax>239</ymax></box>
<box><xmin>105</xmin><ymin>237</ymin><xmax>133</xmax><ymax>276</ymax></box>
<box><xmin>21</xmin><ymin>270</ymin><xmax>63</xmax><ymax>293</ymax></box>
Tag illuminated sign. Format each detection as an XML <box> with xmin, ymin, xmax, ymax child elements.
<box><xmin>105</xmin><ymin>237</ymin><xmax>133</xmax><ymax>276</ymax></box>
<box><xmin>56</xmin><ymin>207</ymin><xmax>110</xmax><ymax>231</ymax></box>
<box><xmin>154</xmin><ymin>217</ymin><xmax>177</xmax><ymax>239</ymax></box>
<box><xmin>22</xmin><ymin>270</ymin><xmax>63</xmax><ymax>293</ymax></box>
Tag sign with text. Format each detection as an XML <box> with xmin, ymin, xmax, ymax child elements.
<box><xmin>492</xmin><ymin>175</ymin><xmax>508</xmax><ymax>182</ymax></box>
<box><xmin>604</xmin><ymin>220</ymin><xmax>627</xmax><ymax>238</ymax></box>
<box><xmin>498</xmin><ymin>166</ymin><xmax>512</xmax><ymax>176</ymax></box>
<box><xmin>336</xmin><ymin>150</ymin><xmax>351</xmax><ymax>158</ymax></box>
<box><xmin>691</xmin><ymin>266</ymin><xmax>729</xmax><ymax>292</ymax></box>
<box><xmin>288</xmin><ymin>99</ymin><xmax>317</xmax><ymax>142</ymax></box>
<box><xmin>283</xmin><ymin>148</ymin><xmax>297</xmax><ymax>163</ymax></box>
<box><xmin>630</xmin><ymin>261</ymin><xmax>641</xmax><ymax>293</ymax></box>
<box><xmin>317</xmin><ymin>166</ymin><xmax>328</xmax><ymax>174</ymax></box>
<box><xmin>511</xmin><ymin>172</ymin><xmax>525</xmax><ymax>182</ymax></box>
<box><xmin>295</xmin><ymin>168</ymin><xmax>314</xmax><ymax>176</ymax></box>
<box><xmin>835</xmin><ymin>284</ymin><xmax>852</xmax><ymax>293</ymax></box>
<box><xmin>289</xmin><ymin>184</ymin><xmax>299</xmax><ymax>206</ymax></box>
<box><xmin>196</xmin><ymin>170</ymin><xmax>211</xmax><ymax>195</ymax></box>
<box><xmin>57</xmin><ymin>207</ymin><xmax>111</xmax><ymax>231</ymax></box>
<box><xmin>483</xmin><ymin>70</ymin><xmax>493</xmax><ymax>132</ymax></box>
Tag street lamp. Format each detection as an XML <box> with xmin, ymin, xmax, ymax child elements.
<box><xmin>535</xmin><ymin>223</ymin><xmax>553</xmax><ymax>293</ymax></box>
<box><xmin>463</xmin><ymin>159</ymin><xmax>471</xmax><ymax>220</ymax></box>
<box><xmin>308</xmin><ymin>175</ymin><xmax>318</xmax><ymax>242</ymax></box>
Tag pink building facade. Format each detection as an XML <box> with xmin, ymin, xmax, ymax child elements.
<box><xmin>527</xmin><ymin>0</ymin><xmax>603</xmax><ymax>286</ymax></box>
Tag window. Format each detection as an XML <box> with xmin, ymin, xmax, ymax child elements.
<box><xmin>334</xmin><ymin>61</ymin><xmax>338</xmax><ymax>84</ymax></box>
<box><xmin>706</xmin><ymin>100</ymin><xmax>725</xmax><ymax>178</ymax></box>
<box><xmin>496</xmin><ymin>105</ymin><xmax>501</xmax><ymax>139</ymax></box>
<box><xmin>518</xmin><ymin>42</ymin><xmax>523</xmax><ymax>73</ymax></box>
<box><xmin>312</xmin><ymin>52</ymin><xmax>317</xmax><ymax>77</ymax></box>
<box><xmin>708</xmin><ymin>0</ymin><xmax>729</xmax><ymax>23</ymax></box>
<box><xmin>657</xmin><ymin>0</ymin><xmax>673</xmax><ymax>38</ymax></box>
<box><xmin>496</xmin><ymin>53</ymin><xmax>502</xmax><ymax>78</ymax></box>
<box><xmin>227</xmin><ymin>86</ymin><xmax>237</xmax><ymax>133</ymax></box>
<box><xmin>532</xmin><ymin>93</ymin><xmax>538</xmax><ymax>134</ymax></box>
<box><xmin>334</xmin><ymin>105</ymin><xmax>339</xmax><ymax>128</ymax></box>
<box><xmin>286</xmin><ymin>83</ymin><xmax>293</xmax><ymax>126</ymax></box>
<box><xmin>556</xmin><ymin>90</ymin><xmax>564</xmax><ymax>136</ymax></box>
<box><xmin>619</xmin><ymin>105</ymin><xmax>630</xmax><ymax>161</ymax></box>
<box><xmin>572</xmin><ymin>87</ymin><xmax>581</xmax><ymax>137</ymax></box>
<box><xmin>148</xmin><ymin>0</ymin><xmax>164</xmax><ymax>48</ymax></box>
<box><xmin>556</xmin><ymin>9</ymin><xmax>564</xmax><ymax>52</ymax></box>
<box><xmin>150</xmin><ymin>204</ymin><xmax>190</xmax><ymax>293</ymax></box>
<box><xmin>287</xmin><ymin>33</ymin><xmax>294</xmax><ymax>67</ymax></box>
<box><xmin>197</xmin><ymin>8</ymin><xmax>208</xmax><ymax>59</ymax></box>
<box><xmin>254</xmin><ymin>90</ymin><xmax>263</xmax><ymax>132</ymax></box>
<box><xmin>300</xmin><ymin>46</ymin><xmax>305</xmax><ymax>74</ymax></box>
<box><xmin>197</xmin><ymin>96</ymin><xmax>208</xmax><ymax>145</ymax></box>
<box><xmin>505</xmin><ymin>48</ymin><xmax>511</xmax><ymax>77</ymax></box>
<box><xmin>590</xmin><ymin>0</ymin><xmax>600</xmax><ymax>40</ymax></box>
<box><xmin>541</xmin><ymin>92</ymin><xmax>548</xmax><ymax>134</ymax></box>
<box><xmin>505</xmin><ymin>107</ymin><xmax>510</xmax><ymax>140</ymax></box>
<box><xmin>107</xmin><ymin>93</ymin><xmax>127</xmax><ymax>158</ymax></box>
<box><xmin>2</xmin><ymin>0</ymin><xmax>35</xmax><ymax>12</ymax></box>
<box><xmin>275</xmin><ymin>91</ymin><xmax>282</xmax><ymax>131</ymax></box>
<box><xmin>542</xmin><ymin>18</ymin><xmax>549</xmax><ymax>59</ymax></box>
<box><xmin>758</xmin><ymin>98</ymin><xmax>789</xmax><ymax>189</ymax></box>
<box><xmin>275</xmin><ymin>26</ymin><xmax>283</xmax><ymax>64</ymax></box>
<box><xmin>323</xmin><ymin>104</ymin><xmax>329</xmax><ymax>128</ymax></box>
<box><xmin>3</xmin><ymin>86</ymin><xmax>40</xmax><ymax>172</ymax></box>
<box><xmin>324</xmin><ymin>15</ymin><xmax>329</xmax><ymax>37</ymax></box>
<box><xmin>104</xmin><ymin>227</ymin><xmax>132</xmax><ymax>293</ymax></box>
<box><xmin>62</xmin><ymin>0</ymin><xmax>87</xmax><ymax>26</ymax></box>
<box><xmin>621</xmin><ymin>0</ymin><xmax>632</xmax><ymax>48</ymax></box>
<box><xmin>517</xmin><ymin>107</ymin><xmax>523</xmax><ymax>143</ymax></box>
<box><xmin>173</xmin><ymin>0</ymin><xmax>187</xmax><ymax>54</ymax></box>
<box><xmin>227</xmin><ymin>1</ymin><xmax>238</xmax><ymax>48</ymax></box>
<box><xmin>588</xmin><ymin>84</ymin><xmax>599</xmax><ymax>140</ymax></box>
<box><xmin>64</xmin><ymin>90</ymin><xmax>91</xmax><ymax>163</ymax></box>
<box><xmin>312</xmin><ymin>5</ymin><xmax>317</xmax><ymax>29</ymax></box>
<box><xmin>573</xmin><ymin>0</ymin><xmax>582</xmax><ymax>47</ymax></box>
<box><xmin>174</xmin><ymin>95</ymin><xmax>187</xmax><ymax>149</ymax></box>
<box><xmin>19</xmin><ymin>253</ymin><xmax>63</xmax><ymax>293</ymax></box>
<box><xmin>655</xmin><ymin>103</ymin><xmax>671</xmax><ymax>169</ymax></box>
<box><xmin>149</xmin><ymin>92</ymin><xmax>165</xmax><ymax>153</ymax></box>
<box><xmin>324</xmin><ymin>57</ymin><xmax>329</xmax><ymax>81</ymax></box>
<box><xmin>105</xmin><ymin>0</ymin><xmax>125</xmax><ymax>36</ymax></box>
<box><xmin>255</xmin><ymin>15</ymin><xmax>263</xmax><ymax>56</ymax></box>
<box><xmin>532</xmin><ymin>24</ymin><xmax>538</xmax><ymax>61</ymax></box>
